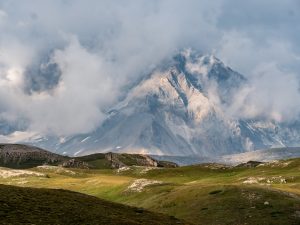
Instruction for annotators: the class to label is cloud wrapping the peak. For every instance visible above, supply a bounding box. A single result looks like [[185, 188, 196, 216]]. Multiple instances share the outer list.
[[227, 63, 300, 122], [0, 0, 299, 137]]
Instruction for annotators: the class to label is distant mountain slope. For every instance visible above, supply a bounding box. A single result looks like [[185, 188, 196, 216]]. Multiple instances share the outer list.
[[0, 184, 185, 225], [0, 144, 177, 169], [152, 147, 300, 166], [220, 147, 300, 165]]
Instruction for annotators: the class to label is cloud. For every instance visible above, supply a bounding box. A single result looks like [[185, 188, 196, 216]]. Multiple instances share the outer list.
[[216, 31, 300, 75], [0, 0, 299, 137], [0, 0, 223, 136], [26, 36, 117, 135], [227, 63, 300, 122], [215, 31, 300, 123]]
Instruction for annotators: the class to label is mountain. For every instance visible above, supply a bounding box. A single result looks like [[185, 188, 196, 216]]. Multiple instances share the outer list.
[[25, 49, 300, 157], [0, 144, 177, 169]]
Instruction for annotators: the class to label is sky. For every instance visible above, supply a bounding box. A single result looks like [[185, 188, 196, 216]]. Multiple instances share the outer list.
[[0, 0, 299, 139]]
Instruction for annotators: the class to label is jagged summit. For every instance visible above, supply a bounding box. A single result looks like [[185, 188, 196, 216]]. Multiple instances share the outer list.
[[115, 49, 244, 113]]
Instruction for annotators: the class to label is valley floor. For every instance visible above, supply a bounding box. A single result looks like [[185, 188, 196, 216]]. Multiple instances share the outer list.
[[0, 158, 300, 225]]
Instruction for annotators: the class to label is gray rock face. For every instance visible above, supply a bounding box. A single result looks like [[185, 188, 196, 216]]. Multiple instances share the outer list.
[[28, 50, 300, 157]]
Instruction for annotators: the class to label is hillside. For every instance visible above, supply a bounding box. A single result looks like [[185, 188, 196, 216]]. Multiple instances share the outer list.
[[0, 144, 177, 169], [0, 144, 66, 169], [76, 152, 177, 169], [0, 184, 186, 225]]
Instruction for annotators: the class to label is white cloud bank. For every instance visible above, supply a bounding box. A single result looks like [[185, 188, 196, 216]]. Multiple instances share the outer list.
[[0, 0, 299, 137]]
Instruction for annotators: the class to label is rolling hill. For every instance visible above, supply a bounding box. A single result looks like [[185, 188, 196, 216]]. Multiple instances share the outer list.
[[0, 144, 177, 169], [0, 184, 186, 225]]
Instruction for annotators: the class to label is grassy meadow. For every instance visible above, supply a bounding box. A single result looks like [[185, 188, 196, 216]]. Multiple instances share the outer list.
[[0, 158, 300, 224]]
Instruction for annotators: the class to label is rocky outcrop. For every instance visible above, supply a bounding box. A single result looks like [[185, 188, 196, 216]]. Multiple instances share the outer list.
[[104, 152, 177, 169], [157, 160, 178, 168], [60, 159, 90, 169], [236, 161, 264, 168], [105, 152, 127, 168]]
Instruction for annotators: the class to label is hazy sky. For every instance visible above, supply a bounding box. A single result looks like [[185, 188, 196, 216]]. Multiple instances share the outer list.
[[0, 0, 299, 138]]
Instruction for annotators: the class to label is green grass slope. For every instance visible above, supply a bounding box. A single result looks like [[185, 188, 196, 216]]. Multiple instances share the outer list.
[[119, 183, 300, 225], [0, 184, 187, 225], [0, 158, 299, 224]]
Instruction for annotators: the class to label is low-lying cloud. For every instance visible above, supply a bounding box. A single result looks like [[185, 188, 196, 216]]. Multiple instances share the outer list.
[[0, 0, 299, 138]]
